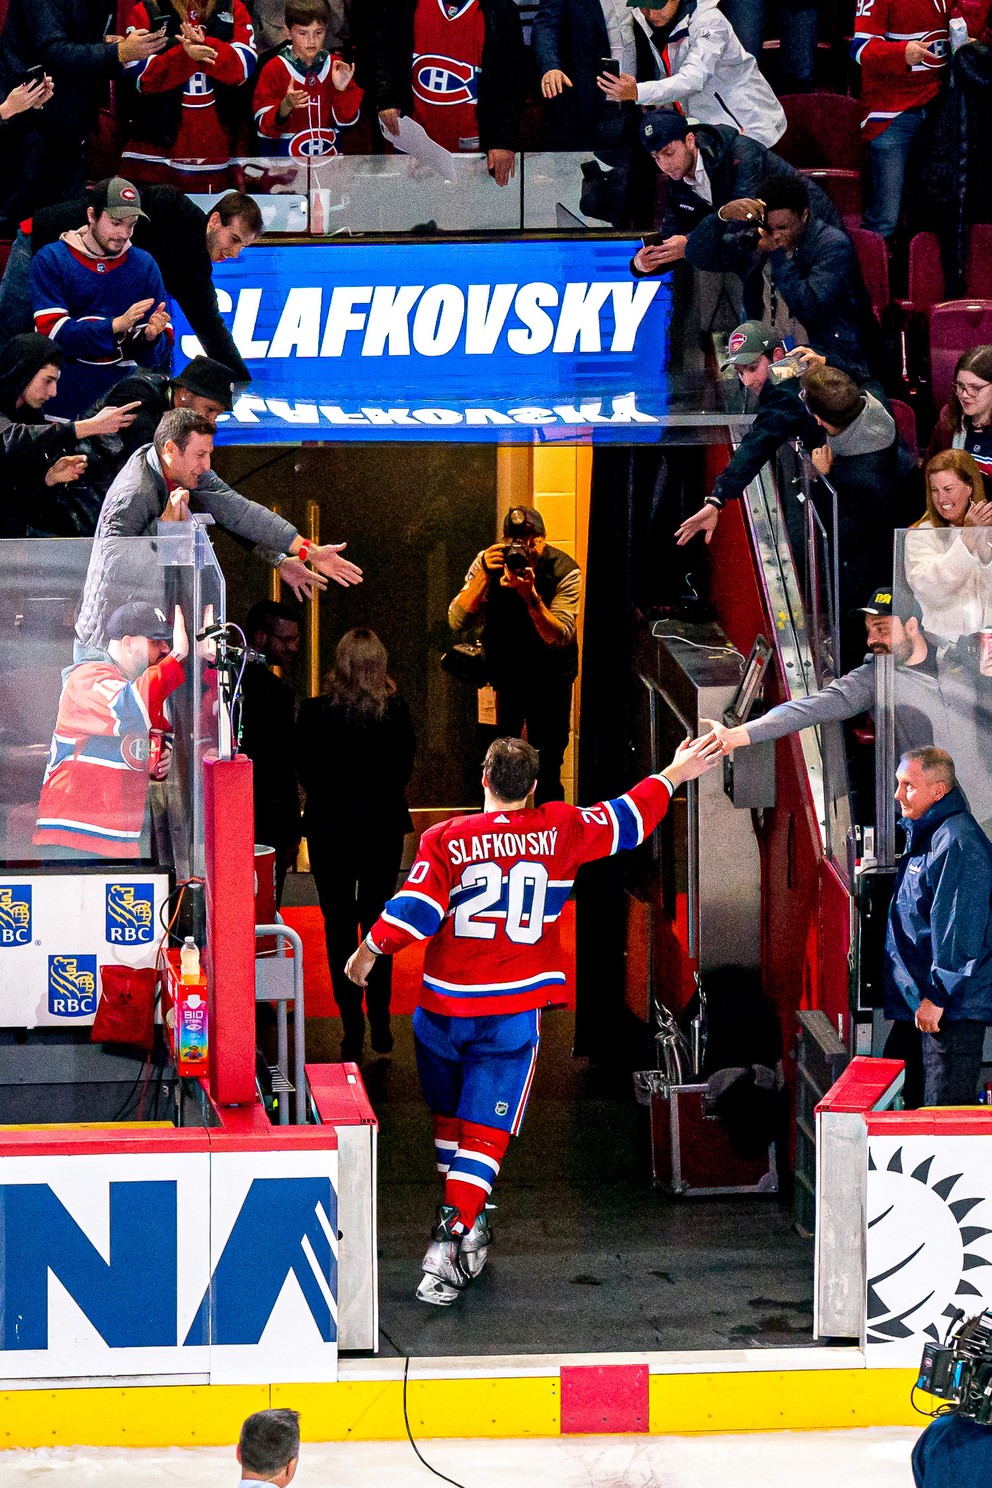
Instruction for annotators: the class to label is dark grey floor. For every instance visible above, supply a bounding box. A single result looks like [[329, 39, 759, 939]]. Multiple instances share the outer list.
[[306, 1007, 815, 1360]]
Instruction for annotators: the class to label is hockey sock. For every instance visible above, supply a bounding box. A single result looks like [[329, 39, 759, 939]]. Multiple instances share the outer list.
[[444, 1121, 511, 1233], [432, 1115, 460, 1178]]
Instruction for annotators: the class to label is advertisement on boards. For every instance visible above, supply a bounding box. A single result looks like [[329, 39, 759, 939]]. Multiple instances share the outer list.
[[173, 238, 675, 444]]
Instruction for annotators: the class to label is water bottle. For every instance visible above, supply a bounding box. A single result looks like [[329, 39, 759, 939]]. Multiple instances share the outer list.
[[949, 14, 968, 50], [180, 936, 201, 984]]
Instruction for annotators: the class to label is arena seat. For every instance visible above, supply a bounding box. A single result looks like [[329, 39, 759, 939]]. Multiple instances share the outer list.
[[927, 299, 992, 409], [802, 167, 862, 221], [849, 227, 889, 318], [778, 93, 863, 170], [965, 224, 992, 298], [889, 397, 919, 459]]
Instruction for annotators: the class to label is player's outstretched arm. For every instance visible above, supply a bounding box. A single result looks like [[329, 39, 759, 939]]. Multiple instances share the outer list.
[[661, 732, 723, 788]]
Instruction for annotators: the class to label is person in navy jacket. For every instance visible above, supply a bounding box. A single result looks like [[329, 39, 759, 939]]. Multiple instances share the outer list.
[[913, 1410, 992, 1487], [883, 746, 992, 1108]]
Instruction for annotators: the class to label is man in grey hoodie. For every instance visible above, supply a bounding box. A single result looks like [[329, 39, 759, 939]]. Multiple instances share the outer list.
[[800, 364, 921, 666]]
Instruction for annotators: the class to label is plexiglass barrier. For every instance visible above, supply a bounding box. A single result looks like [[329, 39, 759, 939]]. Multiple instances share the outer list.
[[181, 152, 618, 234], [886, 526, 992, 853], [0, 528, 226, 879]]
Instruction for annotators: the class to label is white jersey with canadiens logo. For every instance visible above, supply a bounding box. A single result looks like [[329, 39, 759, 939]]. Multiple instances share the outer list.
[[368, 773, 675, 1017]]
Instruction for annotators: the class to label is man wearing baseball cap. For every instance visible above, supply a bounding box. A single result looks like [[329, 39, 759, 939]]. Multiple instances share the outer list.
[[449, 506, 582, 804], [76, 355, 239, 500], [631, 111, 844, 280], [27, 177, 173, 418], [697, 584, 992, 834], [675, 320, 824, 547], [34, 602, 188, 860]]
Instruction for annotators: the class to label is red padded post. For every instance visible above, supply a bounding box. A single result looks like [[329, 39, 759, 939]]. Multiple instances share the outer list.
[[204, 755, 257, 1106]]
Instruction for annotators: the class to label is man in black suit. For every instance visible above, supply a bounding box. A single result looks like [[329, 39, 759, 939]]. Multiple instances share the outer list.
[[239, 600, 303, 907]]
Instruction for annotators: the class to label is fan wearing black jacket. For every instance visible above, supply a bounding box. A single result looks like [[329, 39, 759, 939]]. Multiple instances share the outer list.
[[372, 0, 525, 187], [0, 333, 141, 537], [631, 114, 844, 278], [675, 321, 825, 547], [0, 187, 260, 382]]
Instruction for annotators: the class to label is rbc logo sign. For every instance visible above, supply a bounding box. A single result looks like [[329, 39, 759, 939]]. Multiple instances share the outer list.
[[106, 883, 154, 944], [48, 955, 97, 1017], [412, 54, 479, 106], [0, 885, 31, 947]]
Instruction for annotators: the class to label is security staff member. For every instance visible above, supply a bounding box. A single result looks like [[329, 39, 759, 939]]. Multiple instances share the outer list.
[[448, 507, 581, 804]]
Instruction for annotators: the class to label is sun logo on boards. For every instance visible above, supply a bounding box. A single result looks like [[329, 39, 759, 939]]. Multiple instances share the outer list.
[[866, 1143, 992, 1347]]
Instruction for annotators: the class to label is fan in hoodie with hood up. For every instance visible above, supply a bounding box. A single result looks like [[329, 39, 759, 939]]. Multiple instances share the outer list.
[[0, 333, 140, 538], [597, 0, 786, 147]]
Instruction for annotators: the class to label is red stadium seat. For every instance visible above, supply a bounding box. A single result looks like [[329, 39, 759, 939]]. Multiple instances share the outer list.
[[906, 231, 945, 311], [778, 93, 863, 170], [802, 168, 862, 222], [965, 224, 992, 299], [889, 397, 919, 460], [849, 227, 890, 318], [927, 300, 992, 410]]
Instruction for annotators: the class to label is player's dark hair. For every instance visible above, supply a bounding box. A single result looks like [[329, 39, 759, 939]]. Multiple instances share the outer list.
[[759, 174, 810, 218], [484, 737, 539, 803], [154, 407, 214, 459], [245, 599, 302, 640], [286, 0, 331, 26], [211, 190, 264, 237], [239, 1409, 300, 1477]]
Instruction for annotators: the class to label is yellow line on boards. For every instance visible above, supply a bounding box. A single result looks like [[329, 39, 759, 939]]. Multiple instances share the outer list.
[[0, 1371, 931, 1448]]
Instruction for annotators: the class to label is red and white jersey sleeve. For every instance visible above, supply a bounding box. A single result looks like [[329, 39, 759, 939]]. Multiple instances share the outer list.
[[368, 774, 674, 1017], [852, 0, 950, 136]]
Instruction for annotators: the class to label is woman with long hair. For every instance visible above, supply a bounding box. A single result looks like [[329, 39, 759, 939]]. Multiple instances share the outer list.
[[297, 628, 415, 1061], [120, 0, 257, 188], [926, 346, 992, 498], [905, 449, 992, 647]]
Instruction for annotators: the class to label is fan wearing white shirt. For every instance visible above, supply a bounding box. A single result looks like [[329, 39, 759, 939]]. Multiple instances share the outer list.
[[597, 0, 786, 146]]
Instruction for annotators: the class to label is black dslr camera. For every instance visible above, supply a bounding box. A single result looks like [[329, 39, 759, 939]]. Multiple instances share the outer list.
[[917, 1310, 992, 1423], [503, 539, 531, 574]]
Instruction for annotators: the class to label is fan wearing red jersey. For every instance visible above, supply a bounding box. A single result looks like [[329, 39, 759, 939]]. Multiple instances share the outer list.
[[346, 730, 721, 1304], [851, 0, 963, 238], [34, 602, 187, 860], [254, 0, 363, 160]]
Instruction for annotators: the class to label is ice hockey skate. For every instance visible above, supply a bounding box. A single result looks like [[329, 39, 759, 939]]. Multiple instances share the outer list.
[[416, 1204, 471, 1306], [459, 1204, 494, 1279]]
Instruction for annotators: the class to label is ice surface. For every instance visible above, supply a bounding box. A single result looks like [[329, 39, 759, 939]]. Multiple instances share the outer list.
[[0, 1427, 921, 1487]]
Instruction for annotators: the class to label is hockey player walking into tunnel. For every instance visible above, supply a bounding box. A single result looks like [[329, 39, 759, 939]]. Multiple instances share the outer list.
[[345, 730, 722, 1305]]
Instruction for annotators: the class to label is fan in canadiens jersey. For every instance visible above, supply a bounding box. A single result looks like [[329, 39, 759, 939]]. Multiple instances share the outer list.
[[253, 0, 363, 160], [346, 729, 722, 1305], [33, 602, 187, 861]]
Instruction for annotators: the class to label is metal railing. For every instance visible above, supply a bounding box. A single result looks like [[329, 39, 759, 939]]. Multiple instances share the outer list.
[[255, 923, 307, 1125]]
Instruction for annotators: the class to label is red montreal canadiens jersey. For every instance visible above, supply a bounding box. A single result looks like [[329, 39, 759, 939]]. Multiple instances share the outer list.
[[122, 2, 256, 170], [852, 0, 950, 137], [34, 655, 184, 858], [253, 49, 362, 158], [411, 0, 485, 154], [369, 774, 675, 1017]]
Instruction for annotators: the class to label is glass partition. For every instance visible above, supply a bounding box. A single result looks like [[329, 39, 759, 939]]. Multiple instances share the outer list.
[[180, 152, 642, 234], [0, 530, 226, 877], [887, 526, 992, 850]]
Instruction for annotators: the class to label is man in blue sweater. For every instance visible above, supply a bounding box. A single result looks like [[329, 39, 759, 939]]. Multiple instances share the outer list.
[[884, 746, 992, 1108], [913, 1410, 992, 1486], [28, 177, 172, 419]]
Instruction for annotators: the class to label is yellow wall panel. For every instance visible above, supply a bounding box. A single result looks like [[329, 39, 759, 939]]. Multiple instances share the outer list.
[[650, 1370, 922, 1435], [0, 1385, 269, 1449]]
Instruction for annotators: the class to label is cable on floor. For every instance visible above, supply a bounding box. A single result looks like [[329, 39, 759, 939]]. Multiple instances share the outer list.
[[379, 1326, 470, 1488]]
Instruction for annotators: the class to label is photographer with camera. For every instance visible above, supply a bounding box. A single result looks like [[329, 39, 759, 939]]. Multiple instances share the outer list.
[[448, 507, 581, 804], [913, 1313, 992, 1486]]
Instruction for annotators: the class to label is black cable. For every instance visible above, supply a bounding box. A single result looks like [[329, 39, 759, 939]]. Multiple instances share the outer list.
[[108, 1056, 150, 1122], [378, 1327, 470, 1488]]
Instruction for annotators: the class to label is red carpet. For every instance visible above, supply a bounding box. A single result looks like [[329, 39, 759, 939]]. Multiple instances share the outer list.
[[281, 901, 577, 1018]]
